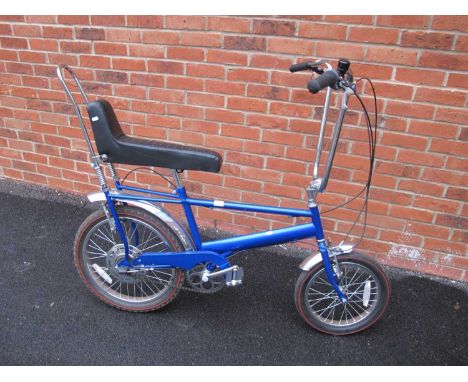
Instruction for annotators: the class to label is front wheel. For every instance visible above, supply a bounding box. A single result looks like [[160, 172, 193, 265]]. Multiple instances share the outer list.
[[294, 253, 390, 335]]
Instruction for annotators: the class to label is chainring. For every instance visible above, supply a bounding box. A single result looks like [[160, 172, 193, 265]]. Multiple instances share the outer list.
[[185, 262, 225, 294]]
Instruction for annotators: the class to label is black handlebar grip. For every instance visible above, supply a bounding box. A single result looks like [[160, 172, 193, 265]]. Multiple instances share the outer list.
[[290, 61, 311, 73], [307, 70, 339, 94]]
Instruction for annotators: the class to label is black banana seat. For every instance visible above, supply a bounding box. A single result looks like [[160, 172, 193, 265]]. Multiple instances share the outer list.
[[86, 99, 222, 173]]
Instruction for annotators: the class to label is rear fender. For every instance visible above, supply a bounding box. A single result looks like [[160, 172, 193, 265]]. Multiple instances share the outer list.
[[87, 191, 195, 251]]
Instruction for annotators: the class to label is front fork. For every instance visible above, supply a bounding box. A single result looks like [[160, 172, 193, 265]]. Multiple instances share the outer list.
[[308, 180, 348, 303]]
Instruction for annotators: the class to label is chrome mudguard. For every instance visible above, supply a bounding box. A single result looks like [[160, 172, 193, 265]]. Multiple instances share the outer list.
[[87, 191, 195, 251], [299, 244, 354, 271]]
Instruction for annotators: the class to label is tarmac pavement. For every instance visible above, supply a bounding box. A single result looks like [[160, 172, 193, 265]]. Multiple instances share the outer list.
[[0, 179, 467, 365]]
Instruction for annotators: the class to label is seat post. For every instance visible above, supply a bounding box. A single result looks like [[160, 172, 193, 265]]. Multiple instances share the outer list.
[[171, 169, 183, 189]]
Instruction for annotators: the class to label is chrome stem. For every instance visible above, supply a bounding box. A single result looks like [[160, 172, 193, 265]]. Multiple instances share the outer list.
[[318, 86, 354, 193]]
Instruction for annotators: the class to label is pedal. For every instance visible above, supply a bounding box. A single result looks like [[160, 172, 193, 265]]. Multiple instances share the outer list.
[[201, 265, 244, 287], [225, 266, 244, 287]]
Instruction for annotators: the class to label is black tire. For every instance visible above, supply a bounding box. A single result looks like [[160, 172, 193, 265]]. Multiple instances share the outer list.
[[294, 253, 390, 335], [74, 205, 185, 312]]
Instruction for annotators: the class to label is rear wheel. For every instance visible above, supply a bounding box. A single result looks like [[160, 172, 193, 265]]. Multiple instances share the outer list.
[[294, 253, 390, 335], [74, 205, 185, 312]]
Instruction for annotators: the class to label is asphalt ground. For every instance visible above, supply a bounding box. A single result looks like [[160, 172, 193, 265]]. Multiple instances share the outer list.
[[0, 179, 467, 365]]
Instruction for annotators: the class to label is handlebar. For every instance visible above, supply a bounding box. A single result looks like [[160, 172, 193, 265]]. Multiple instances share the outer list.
[[290, 58, 355, 193], [307, 70, 339, 94], [290, 61, 315, 73]]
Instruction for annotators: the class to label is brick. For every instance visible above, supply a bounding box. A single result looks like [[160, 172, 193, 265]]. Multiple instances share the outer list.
[[419, 51, 468, 71], [207, 17, 250, 33], [455, 35, 468, 52], [142, 30, 180, 45], [247, 114, 288, 130], [181, 32, 222, 48], [12, 24, 41, 37], [167, 104, 203, 119], [316, 41, 365, 60], [220, 124, 259, 141], [42, 26, 73, 39], [445, 187, 468, 202], [446, 157, 468, 172], [0, 23, 12, 35], [377, 15, 430, 28], [324, 15, 373, 24], [432, 16, 468, 32], [94, 42, 127, 56], [366, 46, 418, 65], [148, 88, 184, 104], [348, 26, 399, 44], [1, 37, 27, 49], [187, 93, 224, 107], [435, 107, 468, 125], [299, 23, 347, 40], [205, 108, 244, 124], [385, 100, 435, 120], [127, 16, 164, 29], [381, 132, 428, 150], [447, 73, 468, 89], [112, 58, 146, 71], [167, 46, 205, 61], [390, 205, 434, 223], [227, 68, 268, 84], [395, 67, 445, 86], [129, 44, 164, 59], [413, 195, 461, 214], [249, 53, 293, 70], [91, 16, 126, 26], [58, 15, 90, 25], [415, 88, 466, 107], [96, 70, 128, 84], [165, 16, 206, 30], [167, 76, 203, 91], [224, 36, 266, 51], [75, 27, 105, 41], [268, 38, 315, 55], [107, 28, 141, 43], [397, 149, 445, 168], [430, 138, 468, 157], [401, 31, 454, 50], [227, 96, 267, 113], [206, 80, 245, 96], [408, 120, 459, 139], [253, 19, 296, 36], [247, 84, 289, 101], [186, 63, 224, 79], [207, 50, 247, 67], [241, 167, 281, 183], [368, 82, 414, 100], [226, 152, 264, 168], [79, 55, 111, 69], [244, 141, 284, 157]]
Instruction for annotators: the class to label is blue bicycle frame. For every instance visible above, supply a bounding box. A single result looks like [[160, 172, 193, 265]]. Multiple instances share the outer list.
[[57, 62, 353, 302]]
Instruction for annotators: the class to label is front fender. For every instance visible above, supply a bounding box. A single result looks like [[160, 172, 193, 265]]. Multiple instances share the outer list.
[[87, 191, 195, 251], [299, 244, 354, 271]]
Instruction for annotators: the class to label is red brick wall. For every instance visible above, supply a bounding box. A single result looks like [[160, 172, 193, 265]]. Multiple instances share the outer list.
[[0, 15, 467, 281]]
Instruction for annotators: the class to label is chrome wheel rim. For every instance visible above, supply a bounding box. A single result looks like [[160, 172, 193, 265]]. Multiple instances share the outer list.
[[82, 216, 177, 303], [305, 262, 381, 327]]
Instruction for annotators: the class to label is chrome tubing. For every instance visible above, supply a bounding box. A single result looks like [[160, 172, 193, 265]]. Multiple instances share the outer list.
[[319, 86, 354, 192], [313, 86, 332, 179], [56, 65, 96, 159]]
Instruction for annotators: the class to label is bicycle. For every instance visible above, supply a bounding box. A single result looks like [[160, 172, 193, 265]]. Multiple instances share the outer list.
[[57, 57, 390, 335]]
